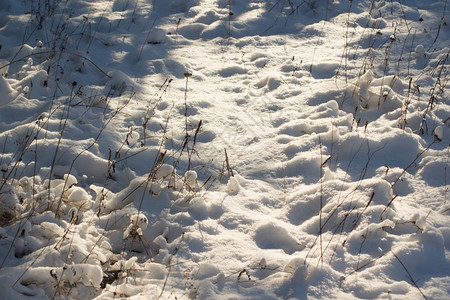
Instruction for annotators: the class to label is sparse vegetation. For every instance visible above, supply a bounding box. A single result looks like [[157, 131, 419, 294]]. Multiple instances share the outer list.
[[0, 0, 448, 299]]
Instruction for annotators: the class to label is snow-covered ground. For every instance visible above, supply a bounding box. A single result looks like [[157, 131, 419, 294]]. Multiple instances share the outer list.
[[0, 0, 448, 299]]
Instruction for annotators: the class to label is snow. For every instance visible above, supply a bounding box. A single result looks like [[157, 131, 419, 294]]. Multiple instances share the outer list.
[[0, 75, 15, 106], [0, 0, 449, 299], [435, 125, 444, 141]]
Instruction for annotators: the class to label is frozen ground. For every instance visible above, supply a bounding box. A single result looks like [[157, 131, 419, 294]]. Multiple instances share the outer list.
[[0, 0, 449, 299]]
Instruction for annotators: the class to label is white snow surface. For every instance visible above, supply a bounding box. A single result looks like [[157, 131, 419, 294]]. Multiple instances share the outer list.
[[0, 0, 449, 299]]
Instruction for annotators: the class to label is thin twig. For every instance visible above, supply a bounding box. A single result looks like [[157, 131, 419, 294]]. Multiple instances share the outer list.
[[391, 250, 428, 300]]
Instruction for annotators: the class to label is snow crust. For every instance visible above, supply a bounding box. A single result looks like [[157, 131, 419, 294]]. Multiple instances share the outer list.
[[0, 0, 448, 299]]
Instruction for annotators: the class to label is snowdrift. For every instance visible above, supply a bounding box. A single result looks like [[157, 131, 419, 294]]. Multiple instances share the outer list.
[[0, 0, 448, 299]]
